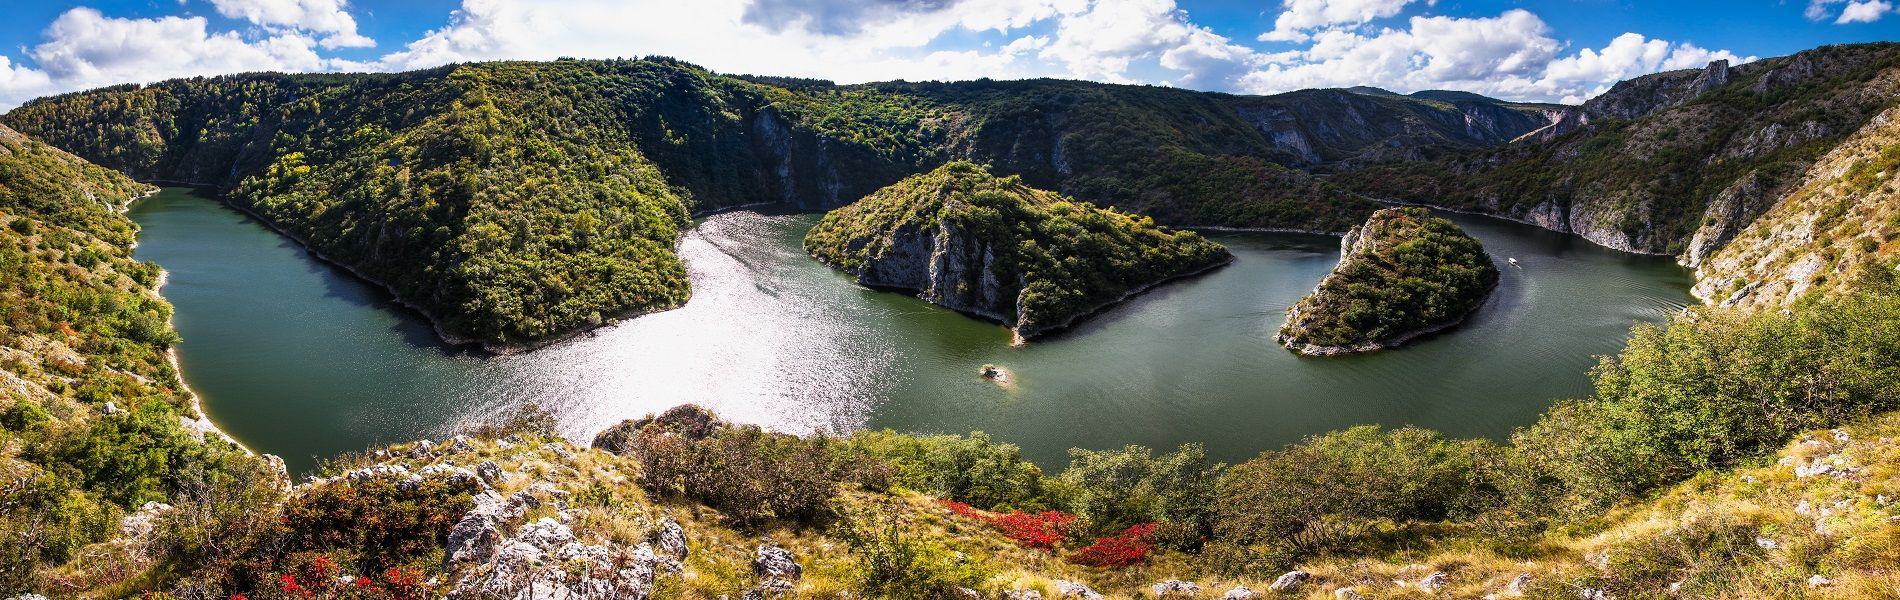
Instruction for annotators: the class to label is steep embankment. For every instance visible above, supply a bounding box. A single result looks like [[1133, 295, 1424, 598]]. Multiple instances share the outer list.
[[1693, 105, 1900, 307], [0, 123, 274, 592], [1341, 43, 1900, 263], [1277, 208, 1499, 355], [805, 162, 1231, 341], [4, 62, 1562, 351]]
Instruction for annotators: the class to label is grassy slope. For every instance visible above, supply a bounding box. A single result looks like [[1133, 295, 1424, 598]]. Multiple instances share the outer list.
[[805, 162, 1230, 336], [1277, 207, 1499, 350]]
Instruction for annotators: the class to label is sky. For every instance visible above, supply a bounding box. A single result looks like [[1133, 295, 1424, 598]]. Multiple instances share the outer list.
[[0, 0, 1895, 111]]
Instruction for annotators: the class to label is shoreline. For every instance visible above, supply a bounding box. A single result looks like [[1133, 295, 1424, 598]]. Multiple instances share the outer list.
[[1014, 253, 1238, 344], [125, 185, 253, 454]]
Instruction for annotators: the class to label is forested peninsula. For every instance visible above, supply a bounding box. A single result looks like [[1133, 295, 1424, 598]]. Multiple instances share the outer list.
[[805, 162, 1231, 341]]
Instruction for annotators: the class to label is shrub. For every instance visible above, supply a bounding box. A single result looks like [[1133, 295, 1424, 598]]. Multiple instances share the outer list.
[[621, 406, 889, 527], [1067, 523, 1157, 568], [1056, 443, 1221, 547], [278, 473, 476, 574], [838, 501, 992, 598], [1514, 287, 1900, 512], [848, 430, 1057, 511], [1210, 426, 1502, 570], [938, 500, 1079, 550]]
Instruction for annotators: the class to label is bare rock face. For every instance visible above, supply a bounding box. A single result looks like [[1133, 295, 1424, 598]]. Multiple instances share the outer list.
[[1054, 580, 1105, 599], [450, 517, 670, 600], [1151, 580, 1202, 597], [753, 545, 802, 581], [594, 404, 726, 453]]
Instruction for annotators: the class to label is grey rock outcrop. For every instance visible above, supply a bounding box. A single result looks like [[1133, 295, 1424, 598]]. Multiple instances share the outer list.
[[1054, 580, 1105, 599], [449, 517, 669, 600], [1269, 570, 1311, 592], [1151, 580, 1201, 597], [753, 545, 802, 581], [1221, 586, 1260, 600]]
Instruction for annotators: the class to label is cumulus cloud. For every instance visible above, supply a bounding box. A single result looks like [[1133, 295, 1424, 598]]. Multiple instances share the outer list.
[[1239, 11, 1751, 104], [1, 8, 334, 109], [1836, 0, 1894, 23], [209, 0, 375, 48], [1259, 0, 1424, 42]]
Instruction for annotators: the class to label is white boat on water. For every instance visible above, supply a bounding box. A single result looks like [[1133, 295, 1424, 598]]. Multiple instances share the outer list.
[[1508, 257, 1520, 267]]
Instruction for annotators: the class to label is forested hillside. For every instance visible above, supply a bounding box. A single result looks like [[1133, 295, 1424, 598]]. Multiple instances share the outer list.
[[2, 58, 1557, 350], [1277, 208, 1498, 355], [0, 124, 272, 592]]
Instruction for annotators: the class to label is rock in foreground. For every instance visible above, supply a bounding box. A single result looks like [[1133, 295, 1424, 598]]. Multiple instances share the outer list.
[[806, 162, 1232, 341], [1278, 207, 1498, 355]]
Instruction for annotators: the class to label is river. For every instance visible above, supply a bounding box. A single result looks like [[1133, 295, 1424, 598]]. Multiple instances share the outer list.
[[128, 188, 1695, 474]]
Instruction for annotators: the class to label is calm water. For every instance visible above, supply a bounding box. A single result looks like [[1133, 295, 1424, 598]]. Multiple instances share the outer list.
[[129, 188, 1695, 474]]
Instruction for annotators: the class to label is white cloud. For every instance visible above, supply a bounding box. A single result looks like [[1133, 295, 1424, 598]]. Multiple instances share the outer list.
[[1836, 0, 1894, 23], [1259, 0, 1424, 43], [1238, 11, 1751, 104], [0, 8, 336, 109], [0, 0, 1759, 111], [209, 0, 375, 48]]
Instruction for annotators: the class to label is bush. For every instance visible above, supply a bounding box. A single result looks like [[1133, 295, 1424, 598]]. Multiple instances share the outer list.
[[838, 501, 992, 598], [620, 406, 888, 527], [848, 430, 1057, 511], [278, 473, 476, 574], [1056, 443, 1221, 547], [1210, 426, 1502, 570], [1514, 287, 1900, 512], [1067, 523, 1157, 568]]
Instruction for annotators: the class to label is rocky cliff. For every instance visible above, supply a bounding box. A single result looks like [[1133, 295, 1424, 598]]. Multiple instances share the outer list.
[[805, 162, 1231, 341], [1277, 208, 1499, 355]]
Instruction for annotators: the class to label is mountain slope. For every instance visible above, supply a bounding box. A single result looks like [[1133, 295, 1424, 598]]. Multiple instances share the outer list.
[[0, 123, 271, 592], [1340, 43, 1900, 262]]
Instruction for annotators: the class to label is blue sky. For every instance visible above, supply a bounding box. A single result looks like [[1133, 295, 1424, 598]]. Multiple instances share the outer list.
[[1, 0, 1895, 110]]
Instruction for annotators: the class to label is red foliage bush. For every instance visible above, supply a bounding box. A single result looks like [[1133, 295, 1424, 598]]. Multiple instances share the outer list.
[[938, 499, 1078, 550], [263, 555, 435, 600], [1067, 523, 1157, 568]]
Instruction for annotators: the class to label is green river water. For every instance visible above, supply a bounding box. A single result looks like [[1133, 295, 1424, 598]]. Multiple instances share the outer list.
[[128, 188, 1695, 474]]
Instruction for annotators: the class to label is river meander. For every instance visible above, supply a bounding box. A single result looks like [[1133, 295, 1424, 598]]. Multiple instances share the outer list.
[[128, 188, 1695, 474]]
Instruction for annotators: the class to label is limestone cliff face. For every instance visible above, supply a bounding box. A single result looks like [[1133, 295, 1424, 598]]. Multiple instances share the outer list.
[[806, 162, 1231, 341]]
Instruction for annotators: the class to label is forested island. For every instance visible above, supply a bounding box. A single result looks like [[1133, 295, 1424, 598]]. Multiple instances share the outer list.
[[1277, 208, 1499, 355], [805, 162, 1231, 340]]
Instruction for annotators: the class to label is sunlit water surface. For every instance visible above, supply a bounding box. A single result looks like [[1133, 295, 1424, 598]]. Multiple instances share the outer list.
[[128, 188, 1695, 474]]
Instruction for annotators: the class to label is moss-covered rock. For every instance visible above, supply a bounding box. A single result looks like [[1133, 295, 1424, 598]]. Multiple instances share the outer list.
[[805, 162, 1232, 341], [1277, 208, 1498, 355]]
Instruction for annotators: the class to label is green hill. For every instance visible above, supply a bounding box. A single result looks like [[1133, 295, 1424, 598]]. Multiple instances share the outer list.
[[1276, 207, 1499, 355]]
